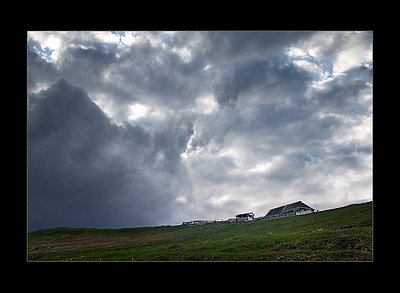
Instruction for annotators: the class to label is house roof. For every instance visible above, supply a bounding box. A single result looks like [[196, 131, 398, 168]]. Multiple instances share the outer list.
[[265, 201, 314, 217]]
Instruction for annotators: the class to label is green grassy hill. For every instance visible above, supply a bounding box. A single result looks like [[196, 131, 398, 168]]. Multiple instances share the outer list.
[[28, 201, 372, 261]]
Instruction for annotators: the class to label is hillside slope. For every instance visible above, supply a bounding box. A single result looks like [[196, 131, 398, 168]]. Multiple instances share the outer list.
[[28, 201, 373, 261]]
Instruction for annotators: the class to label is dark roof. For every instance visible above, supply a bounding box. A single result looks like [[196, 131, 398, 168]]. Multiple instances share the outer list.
[[236, 212, 255, 218], [265, 201, 314, 217]]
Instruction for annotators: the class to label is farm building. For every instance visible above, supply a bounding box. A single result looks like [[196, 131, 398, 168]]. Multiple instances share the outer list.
[[182, 220, 215, 226], [235, 212, 255, 222], [265, 201, 314, 219], [182, 219, 225, 226]]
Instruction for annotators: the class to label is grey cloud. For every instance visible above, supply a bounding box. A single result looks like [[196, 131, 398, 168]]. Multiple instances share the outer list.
[[28, 31, 316, 117], [27, 31, 372, 230], [313, 31, 372, 63], [28, 78, 190, 231], [58, 38, 208, 119], [212, 57, 312, 110], [59, 45, 118, 84], [173, 31, 316, 65], [313, 76, 371, 114], [204, 62, 331, 154], [27, 51, 60, 93], [148, 114, 194, 175], [187, 154, 237, 185], [263, 155, 309, 183]]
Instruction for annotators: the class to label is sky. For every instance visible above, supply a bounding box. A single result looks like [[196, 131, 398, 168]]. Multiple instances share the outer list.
[[27, 31, 373, 232]]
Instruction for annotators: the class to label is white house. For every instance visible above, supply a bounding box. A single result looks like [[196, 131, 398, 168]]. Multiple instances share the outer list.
[[265, 201, 314, 219], [235, 212, 255, 222]]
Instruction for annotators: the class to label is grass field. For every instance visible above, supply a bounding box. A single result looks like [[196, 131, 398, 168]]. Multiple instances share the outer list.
[[27, 201, 373, 261]]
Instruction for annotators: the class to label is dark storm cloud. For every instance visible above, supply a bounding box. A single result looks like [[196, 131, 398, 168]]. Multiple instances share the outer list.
[[312, 75, 371, 113], [27, 31, 372, 229], [59, 44, 118, 85], [147, 114, 194, 175], [30, 31, 317, 118], [203, 59, 329, 153], [211, 55, 314, 111], [171, 31, 315, 65], [38, 37, 208, 122], [27, 50, 60, 93], [28, 78, 191, 231], [184, 61, 371, 213]]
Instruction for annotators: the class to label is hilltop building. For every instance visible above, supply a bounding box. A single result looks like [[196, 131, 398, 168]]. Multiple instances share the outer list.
[[181, 201, 314, 226], [182, 220, 218, 225], [265, 201, 314, 219], [235, 212, 255, 222]]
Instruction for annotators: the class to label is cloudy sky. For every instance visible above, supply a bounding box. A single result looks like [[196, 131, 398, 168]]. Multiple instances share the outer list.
[[27, 31, 372, 232]]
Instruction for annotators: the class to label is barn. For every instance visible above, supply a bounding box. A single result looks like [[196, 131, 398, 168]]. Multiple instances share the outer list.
[[265, 201, 314, 219], [235, 212, 255, 222]]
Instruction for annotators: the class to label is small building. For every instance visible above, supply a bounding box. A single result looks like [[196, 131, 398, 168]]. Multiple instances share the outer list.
[[235, 212, 255, 222], [265, 201, 314, 219], [182, 220, 215, 226]]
